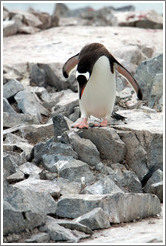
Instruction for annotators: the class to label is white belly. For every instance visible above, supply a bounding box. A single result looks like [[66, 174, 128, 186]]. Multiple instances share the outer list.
[[79, 56, 116, 119]]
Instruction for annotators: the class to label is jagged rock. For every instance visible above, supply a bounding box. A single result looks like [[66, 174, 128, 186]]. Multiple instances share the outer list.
[[31, 138, 78, 164], [14, 90, 49, 122], [10, 9, 42, 27], [30, 11, 52, 30], [41, 154, 73, 173], [109, 163, 142, 193], [29, 63, 46, 87], [39, 216, 77, 242], [81, 176, 123, 195], [13, 178, 61, 199], [7, 170, 25, 184], [3, 200, 46, 235], [78, 127, 126, 163], [3, 112, 39, 128], [143, 169, 163, 193], [52, 114, 69, 140], [3, 79, 24, 99], [67, 131, 101, 166], [3, 98, 16, 113], [52, 89, 79, 117], [3, 152, 18, 178], [134, 54, 163, 111], [74, 207, 110, 230], [118, 131, 148, 180], [25, 232, 50, 243], [3, 20, 18, 37], [56, 193, 161, 223], [15, 162, 42, 179]]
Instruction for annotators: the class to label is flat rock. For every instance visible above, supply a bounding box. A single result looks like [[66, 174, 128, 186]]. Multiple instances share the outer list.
[[4, 185, 57, 215], [13, 179, 61, 199], [78, 127, 126, 163], [74, 207, 110, 230], [3, 79, 24, 99], [56, 193, 161, 223], [3, 20, 18, 37]]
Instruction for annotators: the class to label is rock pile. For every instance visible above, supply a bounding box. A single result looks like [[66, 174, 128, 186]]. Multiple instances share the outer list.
[[3, 3, 163, 244], [3, 3, 163, 37]]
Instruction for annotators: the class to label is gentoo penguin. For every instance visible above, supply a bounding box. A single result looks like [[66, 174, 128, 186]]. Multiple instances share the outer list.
[[63, 43, 142, 128]]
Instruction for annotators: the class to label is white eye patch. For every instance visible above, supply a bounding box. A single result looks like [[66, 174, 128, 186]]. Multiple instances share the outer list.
[[76, 71, 90, 81]]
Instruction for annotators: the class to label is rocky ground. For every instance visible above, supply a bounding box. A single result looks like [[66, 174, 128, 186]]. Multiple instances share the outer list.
[[3, 3, 163, 244]]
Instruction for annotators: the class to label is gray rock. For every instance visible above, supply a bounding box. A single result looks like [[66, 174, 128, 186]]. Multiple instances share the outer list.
[[116, 10, 163, 29], [150, 181, 163, 202], [56, 177, 81, 195], [32, 138, 78, 164], [41, 154, 73, 173], [82, 176, 123, 195], [18, 162, 42, 177], [4, 185, 57, 215], [55, 219, 93, 235], [143, 169, 163, 193], [7, 171, 25, 184], [109, 163, 143, 193], [18, 121, 54, 145], [29, 63, 46, 87], [119, 131, 148, 180], [3, 98, 16, 113], [59, 159, 95, 183], [39, 217, 77, 242], [25, 232, 50, 243], [14, 91, 49, 122], [134, 54, 163, 111], [56, 193, 161, 223], [52, 89, 79, 117], [14, 178, 61, 199], [52, 114, 69, 140], [78, 127, 126, 163], [68, 131, 101, 166], [3, 79, 24, 99], [74, 207, 110, 230], [3, 112, 39, 128], [3, 200, 46, 235], [10, 9, 42, 27], [3, 152, 18, 179], [3, 20, 18, 37]]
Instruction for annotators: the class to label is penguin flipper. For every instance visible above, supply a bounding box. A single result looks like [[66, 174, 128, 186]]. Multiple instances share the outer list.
[[62, 53, 79, 78], [116, 63, 143, 100]]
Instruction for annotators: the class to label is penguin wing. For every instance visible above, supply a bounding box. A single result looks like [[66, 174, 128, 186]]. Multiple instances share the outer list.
[[62, 53, 79, 78], [115, 63, 143, 100]]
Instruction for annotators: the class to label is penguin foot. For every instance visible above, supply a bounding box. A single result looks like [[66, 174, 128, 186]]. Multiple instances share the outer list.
[[94, 119, 108, 127], [73, 118, 89, 129]]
